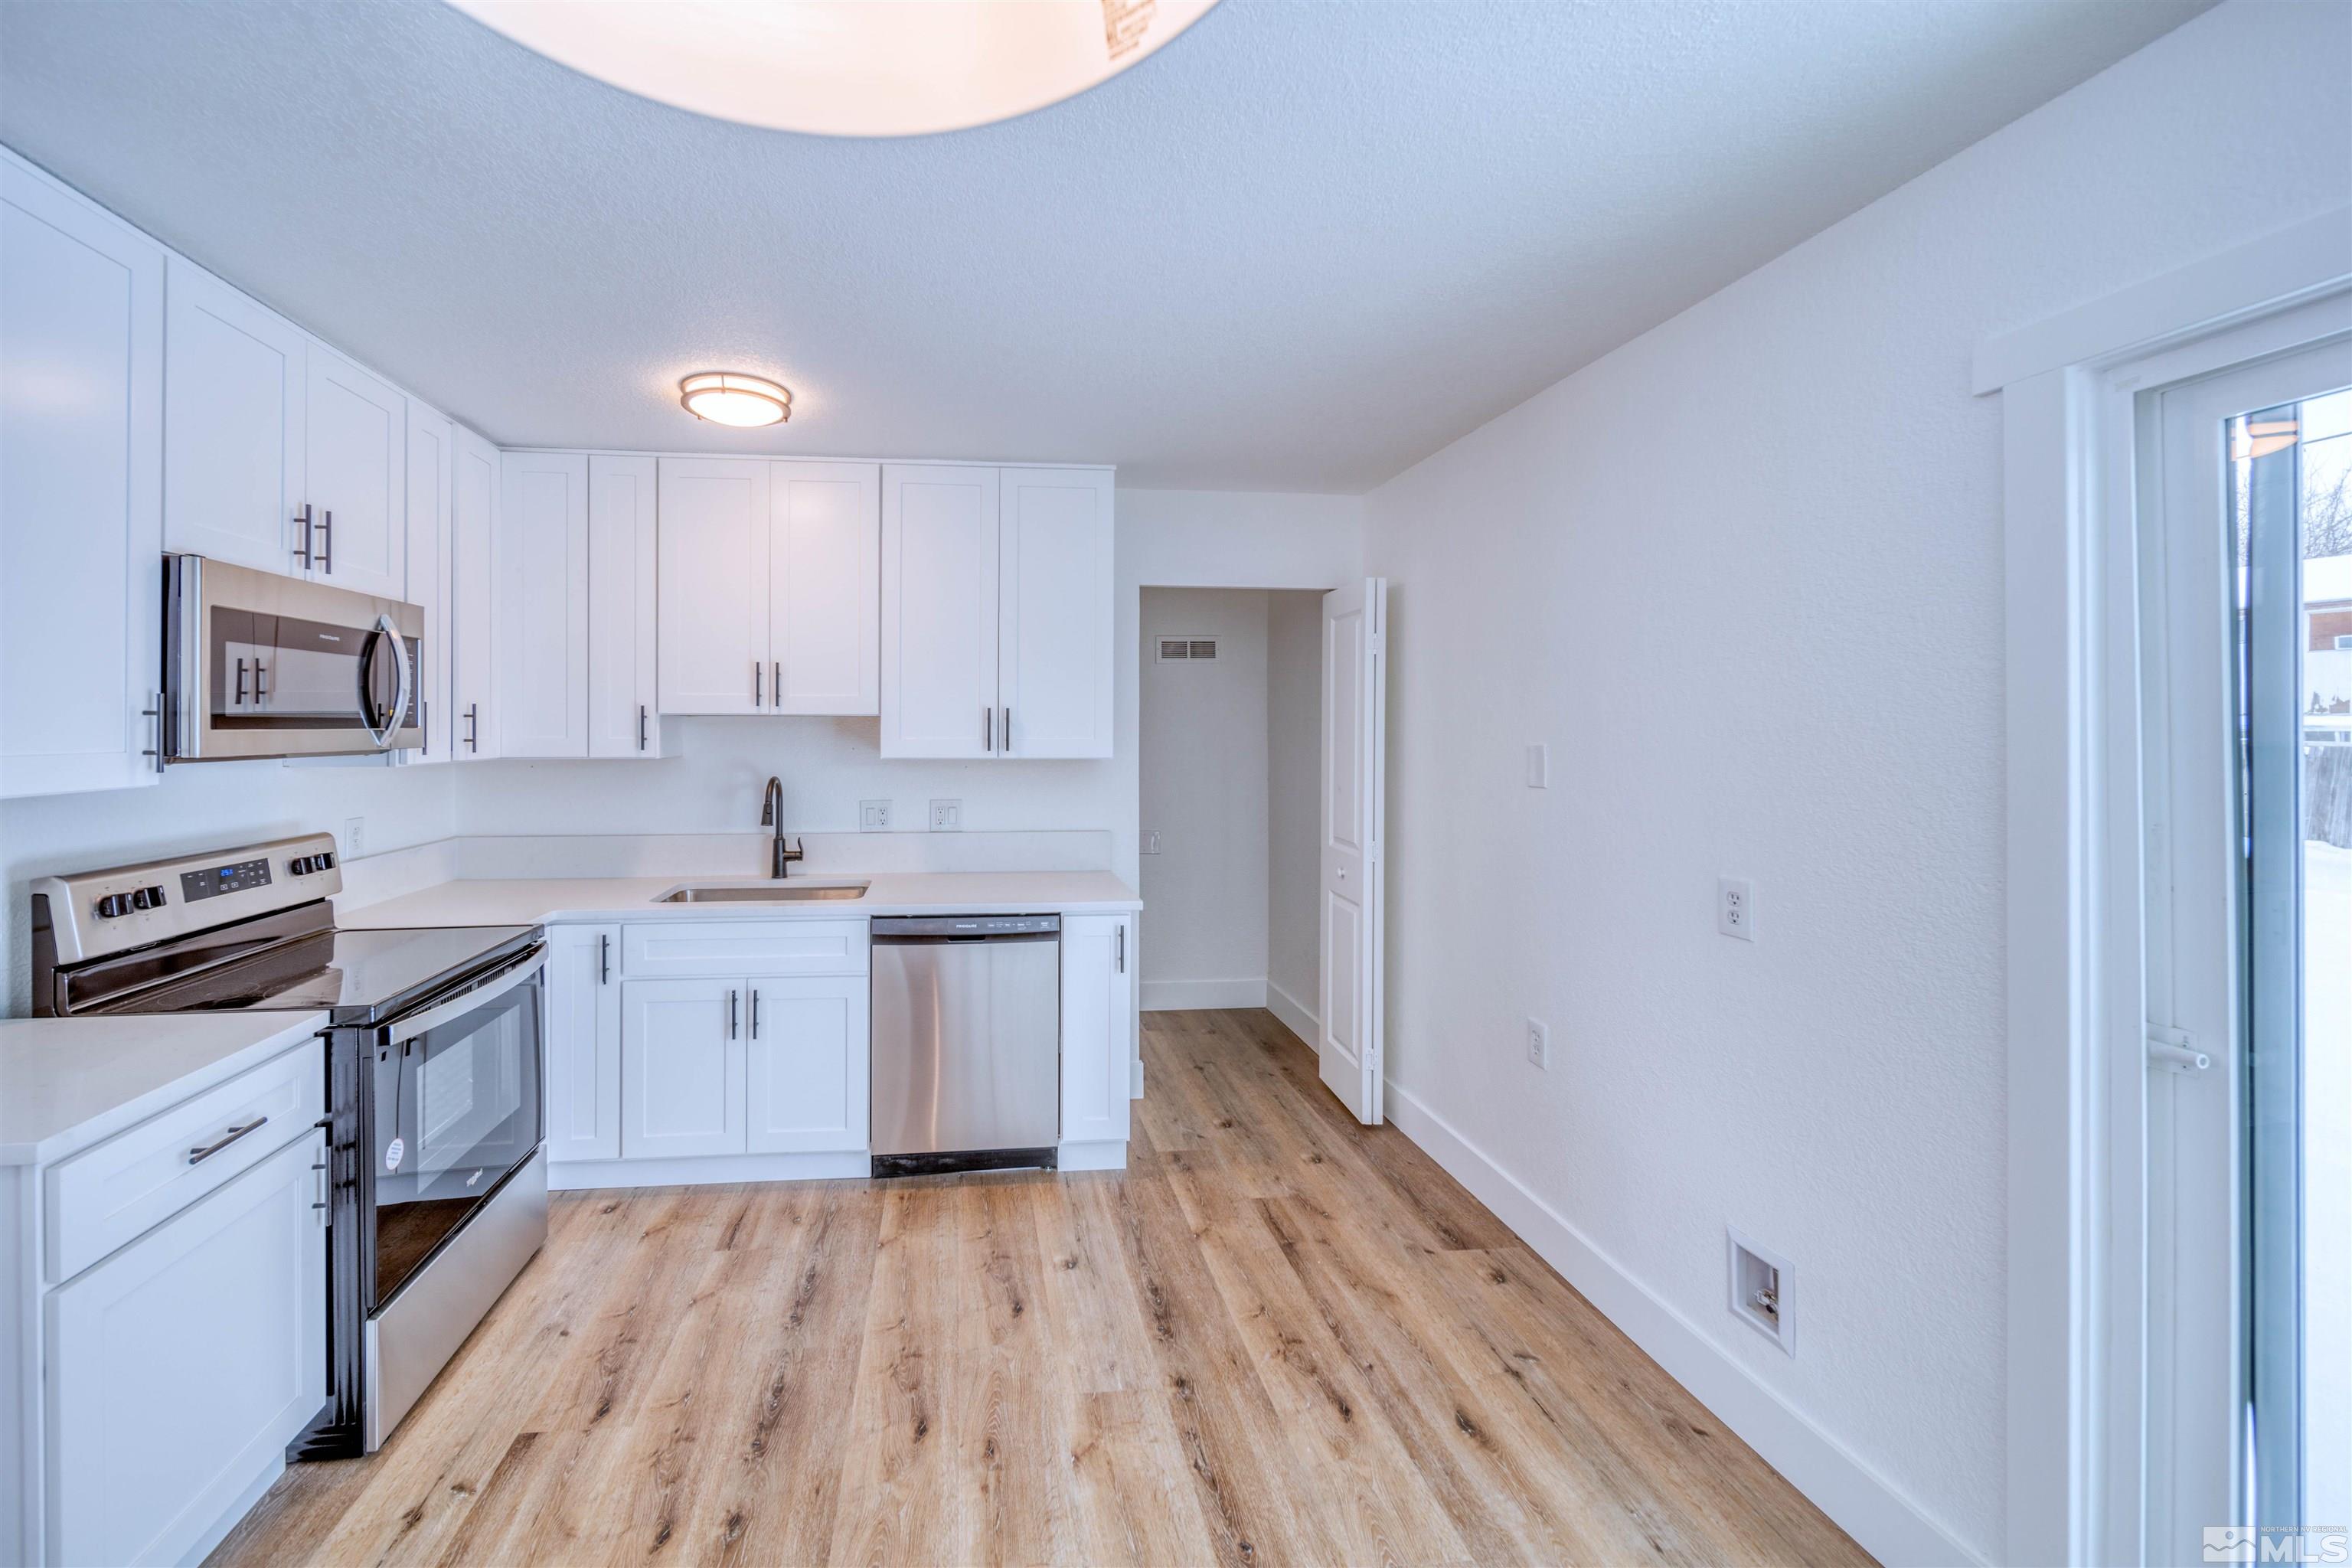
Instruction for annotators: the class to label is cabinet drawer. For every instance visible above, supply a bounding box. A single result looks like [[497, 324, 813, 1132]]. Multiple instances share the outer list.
[[622, 919, 869, 978], [46, 1037, 322, 1283]]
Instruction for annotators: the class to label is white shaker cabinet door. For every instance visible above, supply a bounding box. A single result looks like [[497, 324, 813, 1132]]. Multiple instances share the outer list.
[[546, 924, 622, 1162], [769, 460, 880, 715], [496, 451, 590, 757], [45, 1130, 326, 1568], [879, 464, 998, 757], [403, 400, 455, 763], [449, 425, 501, 760], [1060, 914, 1134, 1147], [1, 155, 165, 799], [657, 458, 770, 715], [621, 978, 747, 1159], [745, 975, 870, 1154], [997, 467, 1114, 759], [587, 455, 660, 756], [303, 344, 406, 598], [161, 253, 306, 575]]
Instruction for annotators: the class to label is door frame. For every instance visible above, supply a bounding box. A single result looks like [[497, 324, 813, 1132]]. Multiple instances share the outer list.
[[1129, 567, 1371, 1100], [1986, 207, 2352, 1565]]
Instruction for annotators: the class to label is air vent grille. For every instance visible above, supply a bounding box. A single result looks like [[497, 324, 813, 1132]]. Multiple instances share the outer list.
[[1156, 636, 1218, 662]]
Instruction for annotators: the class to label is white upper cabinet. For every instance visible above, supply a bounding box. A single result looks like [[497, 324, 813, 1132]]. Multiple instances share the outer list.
[[162, 256, 305, 575], [302, 345, 406, 598], [880, 464, 1000, 757], [998, 467, 1114, 759], [656, 457, 769, 715], [657, 458, 877, 717], [880, 464, 1113, 760], [496, 451, 590, 757], [163, 261, 406, 599], [450, 425, 501, 760], [770, 461, 880, 714], [403, 401, 455, 764], [1, 153, 165, 799], [587, 455, 660, 757]]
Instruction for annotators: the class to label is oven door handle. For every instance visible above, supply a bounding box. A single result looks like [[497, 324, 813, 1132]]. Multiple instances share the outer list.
[[387, 943, 546, 1046]]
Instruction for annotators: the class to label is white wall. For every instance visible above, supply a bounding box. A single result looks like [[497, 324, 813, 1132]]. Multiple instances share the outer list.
[[1138, 589, 1269, 1008], [0, 759, 455, 1014], [1362, 4, 2352, 1563], [1266, 590, 1322, 1034]]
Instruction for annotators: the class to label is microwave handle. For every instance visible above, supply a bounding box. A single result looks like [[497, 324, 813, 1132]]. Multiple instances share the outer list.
[[358, 613, 413, 750]]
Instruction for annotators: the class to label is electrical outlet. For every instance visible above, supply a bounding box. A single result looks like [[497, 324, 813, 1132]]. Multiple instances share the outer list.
[[342, 816, 366, 858], [1717, 877, 1755, 940], [1142, 831, 1163, 854], [929, 799, 962, 831], [1526, 743, 1548, 789], [859, 800, 892, 831], [1727, 1227, 1795, 1355], [1526, 1018, 1548, 1068]]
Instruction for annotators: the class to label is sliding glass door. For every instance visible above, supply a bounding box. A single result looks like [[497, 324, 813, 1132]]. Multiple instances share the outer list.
[[2145, 340, 2351, 1561]]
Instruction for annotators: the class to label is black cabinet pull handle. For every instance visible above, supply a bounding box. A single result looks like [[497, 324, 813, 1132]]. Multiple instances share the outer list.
[[599, 933, 611, 985], [292, 504, 315, 569], [316, 508, 334, 574], [188, 1116, 266, 1165], [728, 988, 737, 1040]]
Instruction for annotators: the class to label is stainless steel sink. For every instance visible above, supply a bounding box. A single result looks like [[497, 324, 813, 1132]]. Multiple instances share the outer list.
[[655, 883, 870, 903]]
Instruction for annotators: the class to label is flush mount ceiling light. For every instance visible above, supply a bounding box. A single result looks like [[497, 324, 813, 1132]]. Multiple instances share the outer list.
[[681, 371, 792, 427], [450, 0, 1221, 139]]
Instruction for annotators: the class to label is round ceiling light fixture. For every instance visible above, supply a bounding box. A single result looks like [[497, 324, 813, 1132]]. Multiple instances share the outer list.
[[681, 371, 792, 427], [451, 0, 1221, 139]]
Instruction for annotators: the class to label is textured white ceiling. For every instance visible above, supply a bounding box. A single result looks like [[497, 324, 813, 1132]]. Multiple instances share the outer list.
[[0, 0, 2207, 491]]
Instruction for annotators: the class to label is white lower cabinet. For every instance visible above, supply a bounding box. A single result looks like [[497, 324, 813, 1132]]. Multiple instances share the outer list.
[[44, 1127, 327, 1567], [621, 978, 746, 1158], [545, 923, 621, 1161], [746, 975, 870, 1154], [1060, 914, 1135, 1147]]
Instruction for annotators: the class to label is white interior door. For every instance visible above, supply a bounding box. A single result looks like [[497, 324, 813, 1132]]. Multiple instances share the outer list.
[[1318, 577, 1387, 1123]]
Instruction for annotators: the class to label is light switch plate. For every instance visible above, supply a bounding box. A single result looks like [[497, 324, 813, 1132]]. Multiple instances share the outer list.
[[1142, 831, 1163, 854], [859, 800, 891, 831], [1526, 1018, 1549, 1068], [929, 799, 962, 831]]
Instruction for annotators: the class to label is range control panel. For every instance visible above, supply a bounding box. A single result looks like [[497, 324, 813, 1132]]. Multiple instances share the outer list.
[[179, 856, 276, 903], [30, 832, 345, 965]]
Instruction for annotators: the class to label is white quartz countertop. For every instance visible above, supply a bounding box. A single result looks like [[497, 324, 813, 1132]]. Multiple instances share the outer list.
[[0, 1011, 328, 1167], [338, 870, 1142, 929]]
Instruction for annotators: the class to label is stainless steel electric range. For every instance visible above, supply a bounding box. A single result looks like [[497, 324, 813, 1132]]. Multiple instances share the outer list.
[[31, 834, 547, 1458]]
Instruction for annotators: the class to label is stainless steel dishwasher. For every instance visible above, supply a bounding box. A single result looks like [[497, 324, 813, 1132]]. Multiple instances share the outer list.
[[870, 915, 1060, 1175]]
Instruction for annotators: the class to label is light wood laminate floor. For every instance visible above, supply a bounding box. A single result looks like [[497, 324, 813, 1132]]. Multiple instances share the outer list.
[[211, 1008, 1870, 1567]]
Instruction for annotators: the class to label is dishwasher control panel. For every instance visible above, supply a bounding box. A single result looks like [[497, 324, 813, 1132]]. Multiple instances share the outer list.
[[871, 914, 1061, 939]]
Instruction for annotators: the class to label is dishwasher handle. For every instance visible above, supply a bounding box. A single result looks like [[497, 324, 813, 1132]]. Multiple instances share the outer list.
[[871, 914, 1061, 941]]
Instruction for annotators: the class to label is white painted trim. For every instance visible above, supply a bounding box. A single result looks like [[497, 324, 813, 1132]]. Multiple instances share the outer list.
[[1138, 977, 1266, 1011], [177, 1454, 283, 1568], [500, 445, 1112, 475], [1265, 978, 1318, 1046], [1973, 206, 2352, 393], [548, 1150, 869, 1189], [1990, 218, 2352, 1563], [1056, 1140, 1128, 1173], [1382, 1081, 1983, 1568]]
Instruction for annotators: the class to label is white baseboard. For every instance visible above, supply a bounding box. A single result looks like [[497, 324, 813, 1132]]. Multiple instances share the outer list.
[[550, 1150, 869, 1189], [1139, 977, 1267, 1011], [1265, 978, 1318, 1044], [1057, 1140, 1128, 1172], [1382, 1080, 1985, 1568]]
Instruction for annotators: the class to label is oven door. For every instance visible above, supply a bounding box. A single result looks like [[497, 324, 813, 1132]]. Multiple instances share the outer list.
[[166, 554, 423, 761], [367, 945, 544, 1312]]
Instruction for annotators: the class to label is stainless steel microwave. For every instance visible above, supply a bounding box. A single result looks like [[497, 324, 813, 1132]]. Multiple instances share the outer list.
[[163, 555, 423, 762]]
